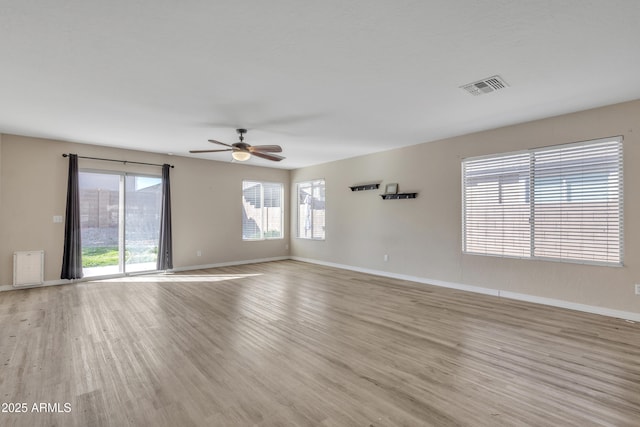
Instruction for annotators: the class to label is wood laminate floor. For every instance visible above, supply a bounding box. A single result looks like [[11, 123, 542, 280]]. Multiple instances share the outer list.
[[0, 260, 638, 426]]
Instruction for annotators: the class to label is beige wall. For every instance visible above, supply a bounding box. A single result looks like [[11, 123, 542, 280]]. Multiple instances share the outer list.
[[290, 100, 640, 314], [0, 135, 290, 285]]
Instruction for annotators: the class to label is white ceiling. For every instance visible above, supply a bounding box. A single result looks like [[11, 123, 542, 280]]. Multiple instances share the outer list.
[[1, 1, 640, 169]]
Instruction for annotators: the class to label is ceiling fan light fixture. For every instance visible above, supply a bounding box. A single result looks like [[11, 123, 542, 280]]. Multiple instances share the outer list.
[[191, 128, 284, 162], [232, 151, 251, 161]]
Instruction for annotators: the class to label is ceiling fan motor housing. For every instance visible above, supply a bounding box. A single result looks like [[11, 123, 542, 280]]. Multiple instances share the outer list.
[[234, 142, 250, 151]]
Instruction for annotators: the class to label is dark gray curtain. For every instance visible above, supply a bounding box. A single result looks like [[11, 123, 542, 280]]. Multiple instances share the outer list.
[[157, 164, 173, 270], [61, 154, 83, 279]]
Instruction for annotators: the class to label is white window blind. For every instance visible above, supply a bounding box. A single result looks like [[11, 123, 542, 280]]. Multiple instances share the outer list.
[[463, 152, 531, 257], [297, 179, 325, 240], [462, 137, 623, 265], [242, 181, 283, 240]]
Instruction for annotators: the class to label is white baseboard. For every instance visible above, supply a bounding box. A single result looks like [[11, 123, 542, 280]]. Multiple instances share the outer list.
[[497, 291, 640, 323], [0, 278, 74, 292], [290, 256, 640, 322], [0, 256, 290, 292]]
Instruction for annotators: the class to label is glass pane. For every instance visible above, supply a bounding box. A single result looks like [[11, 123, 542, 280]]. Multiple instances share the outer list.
[[463, 154, 530, 257], [298, 180, 325, 239], [79, 172, 122, 277], [298, 182, 312, 238], [532, 140, 622, 263], [125, 175, 162, 272], [263, 183, 282, 239], [242, 181, 263, 239], [312, 181, 326, 239]]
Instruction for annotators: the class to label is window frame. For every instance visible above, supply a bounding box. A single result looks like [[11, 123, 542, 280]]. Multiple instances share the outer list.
[[241, 180, 284, 241], [462, 136, 623, 266], [296, 179, 326, 240]]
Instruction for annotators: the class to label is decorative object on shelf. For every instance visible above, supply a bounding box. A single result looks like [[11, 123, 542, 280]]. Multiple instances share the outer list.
[[380, 193, 418, 200], [380, 182, 417, 199], [349, 183, 380, 191], [384, 183, 398, 194]]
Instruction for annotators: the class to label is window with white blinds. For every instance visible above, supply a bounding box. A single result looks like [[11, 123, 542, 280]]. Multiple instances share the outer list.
[[297, 179, 326, 240], [242, 181, 283, 240], [462, 137, 623, 265]]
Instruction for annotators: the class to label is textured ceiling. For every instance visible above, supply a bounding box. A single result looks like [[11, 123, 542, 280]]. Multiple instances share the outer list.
[[1, 0, 640, 169]]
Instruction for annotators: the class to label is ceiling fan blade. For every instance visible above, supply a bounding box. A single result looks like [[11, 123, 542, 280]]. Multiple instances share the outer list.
[[248, 145, 282, 153], [189, 148, 233, 153], [208, 139, 233, 147], [252, 151, 285, 162]]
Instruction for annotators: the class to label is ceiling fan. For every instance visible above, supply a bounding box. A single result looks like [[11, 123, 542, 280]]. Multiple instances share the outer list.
[[190, 128, 285, 162]]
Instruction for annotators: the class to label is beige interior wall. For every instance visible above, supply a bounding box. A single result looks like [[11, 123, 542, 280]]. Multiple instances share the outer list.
[[0, 135, 290, 285], [290, 100, 640, 313]]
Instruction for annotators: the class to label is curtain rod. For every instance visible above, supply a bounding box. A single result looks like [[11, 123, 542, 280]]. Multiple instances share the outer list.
[[62, 153, 174, 168]]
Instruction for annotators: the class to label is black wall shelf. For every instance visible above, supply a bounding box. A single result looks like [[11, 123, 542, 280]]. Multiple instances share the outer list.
[[349, 183, 380, 191], [380, 193, 418, 200]]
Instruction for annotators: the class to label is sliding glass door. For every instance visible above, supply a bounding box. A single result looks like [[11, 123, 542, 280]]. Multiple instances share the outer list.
[[124, 175, 162, 272], [79, 171, 162, 277]]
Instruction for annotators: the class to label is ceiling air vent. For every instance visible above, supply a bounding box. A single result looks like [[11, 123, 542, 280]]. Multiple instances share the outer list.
[[461, 75, 509, 96]]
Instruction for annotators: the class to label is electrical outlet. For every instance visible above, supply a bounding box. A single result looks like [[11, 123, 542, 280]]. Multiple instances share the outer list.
[[635, 284, 640, 295], [196, 250, 202, 257], [383, 254, 389, 262]]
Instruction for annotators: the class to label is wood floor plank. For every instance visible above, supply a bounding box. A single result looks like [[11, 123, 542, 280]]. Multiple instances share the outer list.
[[0, 260, 639, 426]]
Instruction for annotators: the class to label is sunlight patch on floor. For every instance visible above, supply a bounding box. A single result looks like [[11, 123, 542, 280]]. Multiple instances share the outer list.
[[98, 273, 263, 283]]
